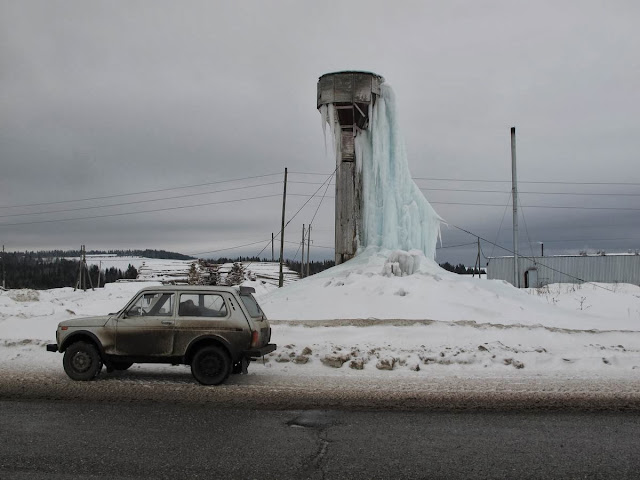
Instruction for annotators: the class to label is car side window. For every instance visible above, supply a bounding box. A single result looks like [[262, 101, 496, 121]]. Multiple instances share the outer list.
[[179, 294, 228, 318], [126, 293, 174, 317]]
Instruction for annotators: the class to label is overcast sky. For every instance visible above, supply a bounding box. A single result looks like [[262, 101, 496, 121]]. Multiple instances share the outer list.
[[1, 0, 639, 265]]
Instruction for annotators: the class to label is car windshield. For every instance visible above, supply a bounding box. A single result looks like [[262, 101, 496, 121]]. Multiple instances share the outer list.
[[239, 294, 262, 317]]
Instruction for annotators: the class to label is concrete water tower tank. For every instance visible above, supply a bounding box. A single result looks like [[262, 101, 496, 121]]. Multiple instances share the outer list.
[[317, 71, 385, 264]]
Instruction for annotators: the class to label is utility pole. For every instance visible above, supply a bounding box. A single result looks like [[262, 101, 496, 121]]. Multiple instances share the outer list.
[[75, 245, 95, 292], [278, 168, 287, 288], [301, 224, 305, 278], [96, 260, 102, 288], [75, 246, 83, 291], [2, 244, 5, 290], [306, 224, 311, 278], [473, 237, 482, 278], [271, 233, 274, 262], [511, 127, 520, 288]]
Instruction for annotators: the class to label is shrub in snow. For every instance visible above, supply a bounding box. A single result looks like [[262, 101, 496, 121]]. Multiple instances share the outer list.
[[225, 263, 246, 286], [382, 250, 422, 277]]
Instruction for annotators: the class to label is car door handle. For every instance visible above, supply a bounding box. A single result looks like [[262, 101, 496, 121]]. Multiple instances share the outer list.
[[161, 320, 174, 325]]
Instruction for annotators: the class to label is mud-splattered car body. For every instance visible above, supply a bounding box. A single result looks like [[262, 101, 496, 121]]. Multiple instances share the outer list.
[[47, 285, 276, 385]]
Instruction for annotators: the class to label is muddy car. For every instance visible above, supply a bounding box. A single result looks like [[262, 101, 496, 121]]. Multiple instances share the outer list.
[[46, 285, 276, 385]]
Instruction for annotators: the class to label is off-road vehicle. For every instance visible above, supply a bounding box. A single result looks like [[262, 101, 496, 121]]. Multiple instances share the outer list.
[[46, 285, 276, 385]]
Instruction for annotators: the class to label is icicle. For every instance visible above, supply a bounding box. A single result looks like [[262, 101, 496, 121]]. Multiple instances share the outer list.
[[356, 83, 442, 260], [319, 104, 328, 155]]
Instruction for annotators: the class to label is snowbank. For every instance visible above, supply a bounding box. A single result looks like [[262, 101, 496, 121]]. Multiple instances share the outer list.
[[258, 248, 640, 332]]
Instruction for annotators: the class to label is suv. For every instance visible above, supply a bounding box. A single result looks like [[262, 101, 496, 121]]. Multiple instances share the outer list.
[[46, 285, 276, 385]]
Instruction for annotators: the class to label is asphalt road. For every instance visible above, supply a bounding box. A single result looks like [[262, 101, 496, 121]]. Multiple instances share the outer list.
[[1, 400, 639, 479], [2, 365, 640, 411]]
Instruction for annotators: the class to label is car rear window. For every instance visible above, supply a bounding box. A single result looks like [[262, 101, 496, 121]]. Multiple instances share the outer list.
[[239, 294, 262, 317]]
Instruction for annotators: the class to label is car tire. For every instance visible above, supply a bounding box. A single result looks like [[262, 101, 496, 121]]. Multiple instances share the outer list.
[[63, 341, 103, 381], [111, 361, 133, 371], [191, 346, 231, 385]]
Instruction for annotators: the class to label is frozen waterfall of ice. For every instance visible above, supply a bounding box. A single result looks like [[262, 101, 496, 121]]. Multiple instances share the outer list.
[[322, 83, 442, 260]]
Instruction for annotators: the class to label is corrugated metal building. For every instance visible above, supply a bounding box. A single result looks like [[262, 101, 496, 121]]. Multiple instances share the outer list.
[[487, 254, 640, 288]]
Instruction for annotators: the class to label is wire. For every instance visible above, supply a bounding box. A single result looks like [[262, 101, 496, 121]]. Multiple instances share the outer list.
[[284, 167, 338, 229], [244, 168, 338, 271], [489, 192, 512, 259], [450, 223, 614, 292], [413, 177, 640, 186], [518, 197, 536, 259], [0, 172, 283, 210], [418, 187, 640, 197], [0, 194, 282, 228], [308, 171, 336, 228], [0, 181, 284, 219], [429, 201, 640, 211], [436, 242, 477, 249], [188, 239, 273, 257]]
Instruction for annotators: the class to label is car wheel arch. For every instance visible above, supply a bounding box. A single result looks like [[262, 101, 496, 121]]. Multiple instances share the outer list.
[[60, 331, 105, 356], [184, 336, 235, 365]]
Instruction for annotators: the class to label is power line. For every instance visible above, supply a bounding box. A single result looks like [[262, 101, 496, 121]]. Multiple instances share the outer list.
[[0, 194, 282, 228], [436, 242, 477, 249], [0, 172, 282, 210], [245, 168, 338, 269], [413, 177, 640, 186], [187, 239, 273, 257], [451, 223, 614, 292], [308, 171, 335, 228], [430, 201, 640, 211], [0, 181, 283, 219], [418, 187, 640, 197], [299, 172, 640, 186]]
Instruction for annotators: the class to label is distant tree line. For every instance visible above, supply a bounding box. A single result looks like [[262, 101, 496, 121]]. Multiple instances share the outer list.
[[28, 249, 194, 260], [0, 252, 137, 289], [439, 262, 486, 275], [285, 259, 336, 276]]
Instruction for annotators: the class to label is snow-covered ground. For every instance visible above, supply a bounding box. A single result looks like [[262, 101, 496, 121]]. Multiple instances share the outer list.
[[1, 248, 640, 379]]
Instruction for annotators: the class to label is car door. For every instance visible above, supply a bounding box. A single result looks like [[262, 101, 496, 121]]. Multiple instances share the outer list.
[[173, 292, 248, 354], [115, 291, 176, 356]]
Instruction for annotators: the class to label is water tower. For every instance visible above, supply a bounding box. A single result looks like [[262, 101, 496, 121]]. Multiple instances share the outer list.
[[317, 71, 385, 264]]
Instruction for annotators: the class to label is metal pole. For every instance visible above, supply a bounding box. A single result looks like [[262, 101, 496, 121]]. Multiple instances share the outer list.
[[301, 224, 305, 278], [511, 127, 520, 288], [306, 225, 311, 277], [278, 168, 287, 288], [97, 260, 102, 288], [541, 243, 544, 257], [2, 244, 5, 289]]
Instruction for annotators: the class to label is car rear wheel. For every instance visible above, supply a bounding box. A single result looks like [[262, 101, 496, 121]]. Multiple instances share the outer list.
[[191, 346, 231, 385], [63, 341, 103, 381]]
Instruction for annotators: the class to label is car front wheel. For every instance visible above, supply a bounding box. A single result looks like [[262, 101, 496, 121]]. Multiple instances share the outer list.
[[191, 346, 231, 385], [63, 341, 103, 381]]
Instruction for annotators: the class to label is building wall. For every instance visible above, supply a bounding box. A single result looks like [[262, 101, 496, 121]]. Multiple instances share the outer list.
[[487, 255, 640, 287]]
